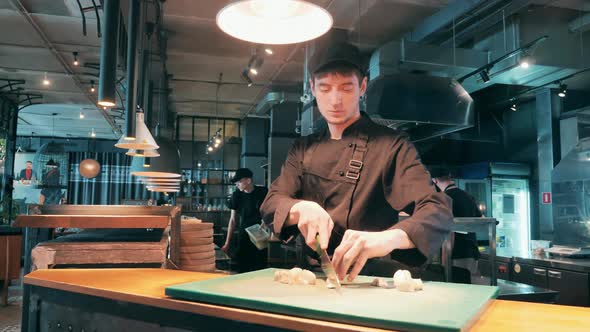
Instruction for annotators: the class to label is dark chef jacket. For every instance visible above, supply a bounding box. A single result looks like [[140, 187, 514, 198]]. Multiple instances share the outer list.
[[260, 113, 453, 267]]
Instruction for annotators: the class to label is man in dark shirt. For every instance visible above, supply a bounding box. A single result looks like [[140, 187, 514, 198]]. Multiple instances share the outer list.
[[431, 167, 482, 282], [260, 43, 453, 281], [223, 168, 269, 273]]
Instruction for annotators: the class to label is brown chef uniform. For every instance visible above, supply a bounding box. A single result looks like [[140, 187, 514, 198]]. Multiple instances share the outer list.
[[260, 112, 453, 268]]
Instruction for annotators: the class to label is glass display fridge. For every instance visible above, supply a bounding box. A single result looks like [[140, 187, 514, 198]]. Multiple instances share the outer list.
[[456, 162, 531, 253]]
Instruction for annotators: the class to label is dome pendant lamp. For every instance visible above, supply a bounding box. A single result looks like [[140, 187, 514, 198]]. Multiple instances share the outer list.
[[216, 0, 333, 44]]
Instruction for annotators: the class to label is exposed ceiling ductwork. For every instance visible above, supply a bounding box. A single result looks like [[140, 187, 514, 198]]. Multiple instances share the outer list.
[[365, 73, 474, 143]]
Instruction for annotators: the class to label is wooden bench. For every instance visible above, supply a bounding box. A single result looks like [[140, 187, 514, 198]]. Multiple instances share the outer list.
[[13, 205, 181, 272]]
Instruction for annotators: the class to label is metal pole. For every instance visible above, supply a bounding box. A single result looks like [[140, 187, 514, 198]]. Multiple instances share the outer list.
[[124, 0, 140, 139]]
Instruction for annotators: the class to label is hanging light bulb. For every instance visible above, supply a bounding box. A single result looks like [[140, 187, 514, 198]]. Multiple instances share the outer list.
[[207, 145, 213, 152], [42, 72, 50, 86], [79, 112, 85, 119], [90, 80, 96, 93], [90, 128, 97, 137], [73, 51, 79, 66], [216, 0, 333, 44]]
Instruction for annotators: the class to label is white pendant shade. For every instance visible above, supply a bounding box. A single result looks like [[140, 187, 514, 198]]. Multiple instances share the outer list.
[[130, 136, 181, 178], [140, 178, 181, 183], [216, 0, 332, 44], [147, 186, 180, 192], [115, 113, 159, 150], [126, 149, 160, 157]]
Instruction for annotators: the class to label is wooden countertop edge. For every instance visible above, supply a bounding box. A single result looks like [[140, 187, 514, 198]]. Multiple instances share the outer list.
[[23, 274, 393, 332]]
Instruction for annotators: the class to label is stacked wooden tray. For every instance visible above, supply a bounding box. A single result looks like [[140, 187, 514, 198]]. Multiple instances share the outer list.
[[179, 220, 215, 272]]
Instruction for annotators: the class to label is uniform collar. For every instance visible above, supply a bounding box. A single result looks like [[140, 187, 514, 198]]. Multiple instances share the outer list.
[[321, 111, 372, 139]]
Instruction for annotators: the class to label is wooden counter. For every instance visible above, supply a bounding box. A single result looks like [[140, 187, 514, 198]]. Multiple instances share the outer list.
[[23, 268, 590, 332]]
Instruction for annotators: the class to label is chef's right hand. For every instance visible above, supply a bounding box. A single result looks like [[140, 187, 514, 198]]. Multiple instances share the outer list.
[[290, 201, 334, 250]]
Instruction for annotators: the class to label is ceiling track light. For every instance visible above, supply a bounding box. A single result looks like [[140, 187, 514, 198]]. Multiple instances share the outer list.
[[73, 51, 79, 66], [241, 68, 253, 87], [510, 102, 517, 112], [479, 70, 490, 83], [558, 83, 567, 98]]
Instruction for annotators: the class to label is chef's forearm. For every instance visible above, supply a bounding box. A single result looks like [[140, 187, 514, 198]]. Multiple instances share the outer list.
[[386, 229, 416, 250]]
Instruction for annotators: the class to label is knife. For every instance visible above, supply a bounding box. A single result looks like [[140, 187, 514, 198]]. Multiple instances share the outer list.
[[315, 234, 341, 289]]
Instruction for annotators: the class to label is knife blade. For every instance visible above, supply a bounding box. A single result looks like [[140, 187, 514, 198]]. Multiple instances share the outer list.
[[315, 234, 341, 289]]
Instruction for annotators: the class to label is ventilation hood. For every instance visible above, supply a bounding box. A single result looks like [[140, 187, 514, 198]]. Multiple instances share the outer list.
[[365, 73, 474, 142]]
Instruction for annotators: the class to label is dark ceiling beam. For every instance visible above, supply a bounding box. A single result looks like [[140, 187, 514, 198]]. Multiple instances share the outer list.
[[7, 0, 120, 135]]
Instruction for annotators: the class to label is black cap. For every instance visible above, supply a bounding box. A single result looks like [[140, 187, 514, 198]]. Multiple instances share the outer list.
[[231, 168, 253, 183], [309, 42, 364, 74], [428, 165, 454, 178]]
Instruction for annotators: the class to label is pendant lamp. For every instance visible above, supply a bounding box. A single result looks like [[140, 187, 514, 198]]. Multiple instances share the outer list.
[[126, 149, 160, 157], [115, 112, 159, 150], [80, 158, 101, 179], [147, 186, 180, 193], [98, 0, 120, 107], [216, 0, 332, 44], [130, 136, 181, 178]]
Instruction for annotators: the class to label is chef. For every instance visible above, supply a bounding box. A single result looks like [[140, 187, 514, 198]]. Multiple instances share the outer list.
[[260, 42, 453, 281]]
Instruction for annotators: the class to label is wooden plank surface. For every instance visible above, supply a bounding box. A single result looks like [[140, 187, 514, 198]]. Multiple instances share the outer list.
[[23, 269, 590, 332], [12, 215, 169, 229], [27, 204, 175, 216]]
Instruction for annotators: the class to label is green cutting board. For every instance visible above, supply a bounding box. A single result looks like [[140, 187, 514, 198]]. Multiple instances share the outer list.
[[165, 268, 498, 332]]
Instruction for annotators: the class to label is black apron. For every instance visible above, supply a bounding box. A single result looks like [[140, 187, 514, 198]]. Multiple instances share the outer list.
[[299, 131, 368, 257]]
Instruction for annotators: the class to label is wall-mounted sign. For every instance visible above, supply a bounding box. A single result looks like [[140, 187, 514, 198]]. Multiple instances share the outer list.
[[542, 192, 552, 204]]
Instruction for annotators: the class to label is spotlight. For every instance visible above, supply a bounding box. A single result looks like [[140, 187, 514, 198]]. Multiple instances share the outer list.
[[241, 68, 253, 87], [73, 52, 79, 66], [90, 80, 95, 93], [248, 55, 264, 76], [42, 72, 50, 86], [80, 112, 85, 119], [479, 70, 490, 83], [265, 48, 273, 55], [558, 83, 567, 98]]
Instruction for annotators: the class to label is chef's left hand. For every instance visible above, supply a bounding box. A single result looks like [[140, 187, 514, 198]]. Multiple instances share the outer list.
[[331, 229, 402, 281]]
